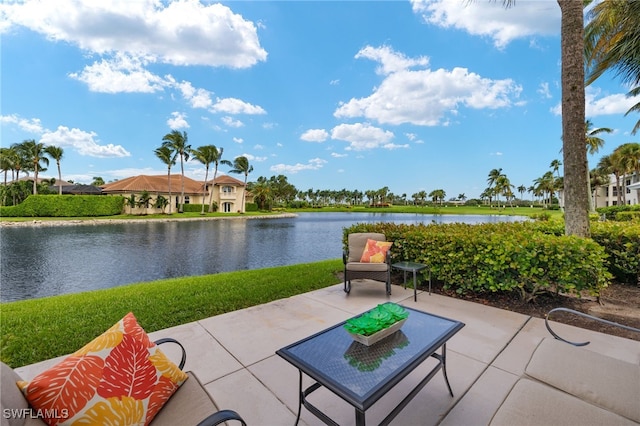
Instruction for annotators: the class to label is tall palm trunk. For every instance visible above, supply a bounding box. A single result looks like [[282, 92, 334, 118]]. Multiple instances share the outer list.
[[209, 165, 218, 213], [558, 0, 589, 237], [201, 165, 209, 215], [56, 160, 62, 195], [179, 154, 185, 213]]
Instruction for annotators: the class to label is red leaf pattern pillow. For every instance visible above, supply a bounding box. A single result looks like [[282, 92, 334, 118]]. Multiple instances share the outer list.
[[360, 239, 393, 263], [18, 312, 188, 426]]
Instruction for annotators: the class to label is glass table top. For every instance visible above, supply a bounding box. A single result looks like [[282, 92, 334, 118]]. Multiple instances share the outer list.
[[277, 306, 464, 408]]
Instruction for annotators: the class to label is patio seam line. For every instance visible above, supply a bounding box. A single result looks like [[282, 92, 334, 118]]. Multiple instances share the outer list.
[[194, 319, 247, 385], [435, 315, 534, 425]]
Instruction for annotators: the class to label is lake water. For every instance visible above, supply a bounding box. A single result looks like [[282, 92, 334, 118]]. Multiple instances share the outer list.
[[0, 212, 525, 302]]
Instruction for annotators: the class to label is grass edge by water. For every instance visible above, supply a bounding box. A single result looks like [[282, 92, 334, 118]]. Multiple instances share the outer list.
[[0, 259, 343, 368]]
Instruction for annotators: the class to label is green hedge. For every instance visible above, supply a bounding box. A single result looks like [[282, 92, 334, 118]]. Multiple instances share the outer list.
[[344, 222, 611, 302], [0, 195, 124, 217], [590, 222, 640, 286], [181, 203, 218, 213], [596, 205, 640, 220]]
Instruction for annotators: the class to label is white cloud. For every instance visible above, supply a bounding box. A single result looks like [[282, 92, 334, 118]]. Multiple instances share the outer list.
[[221, 116, 244, 128], [40, 126, 130, 158], [335, 45, 522, 126], [1, 0, 267, 68], [330, 122, 397, 151], [233, 137, 244, 144], [331, 152, 348, 158], [551, 88, 640, 117], [167, 112, 189, 129], [69, 53, 166, 93], [356, 45, 429, 75], [174, 80, 214, 109], [537, 82, 552, 99], [270, 158, 327, 174], [240, 153, 267, 162], [0, 114, 44, 133], [212, 98, 266, 115], [411, 0, 559, 49], [300, 128, 329, 142]]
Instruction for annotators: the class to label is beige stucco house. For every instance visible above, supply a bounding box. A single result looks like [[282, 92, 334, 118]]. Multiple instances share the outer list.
[[100, 174, 252, 214]]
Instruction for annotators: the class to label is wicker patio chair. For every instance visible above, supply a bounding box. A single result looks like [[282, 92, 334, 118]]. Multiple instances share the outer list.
[[343, 232, 391, 295]]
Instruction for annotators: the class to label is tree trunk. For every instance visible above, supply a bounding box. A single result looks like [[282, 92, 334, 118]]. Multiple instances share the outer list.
[[558, 0, 589, 237]]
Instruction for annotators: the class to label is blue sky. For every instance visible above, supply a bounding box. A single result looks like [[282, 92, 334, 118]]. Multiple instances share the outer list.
[[2, 0, 639, 200]]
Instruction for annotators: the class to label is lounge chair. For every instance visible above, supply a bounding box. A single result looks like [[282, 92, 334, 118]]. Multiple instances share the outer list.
[[343, 232, 392, 295]]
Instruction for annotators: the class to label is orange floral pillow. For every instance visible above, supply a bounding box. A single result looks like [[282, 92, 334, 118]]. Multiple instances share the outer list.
[[17, 312, 188, 426], [360, 239, 393, 263]]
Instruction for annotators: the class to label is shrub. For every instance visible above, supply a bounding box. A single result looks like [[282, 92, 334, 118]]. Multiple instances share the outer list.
[[343, 222, 611, 302], [590, 222, 640, 286], [0, 195, 124, 217], [596, 205, 640, 220], [245, 203, 258, 212]]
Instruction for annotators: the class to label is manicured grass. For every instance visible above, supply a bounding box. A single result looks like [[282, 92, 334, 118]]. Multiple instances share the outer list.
[[285, 205, 563, 218], [0, 259, 343, 368]]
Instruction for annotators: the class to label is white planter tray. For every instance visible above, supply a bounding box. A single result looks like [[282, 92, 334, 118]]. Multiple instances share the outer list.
[[348, 318, 407, 346]]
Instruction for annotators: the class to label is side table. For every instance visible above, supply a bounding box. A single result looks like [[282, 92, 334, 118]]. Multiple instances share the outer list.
[[392, 261, 430, 302]]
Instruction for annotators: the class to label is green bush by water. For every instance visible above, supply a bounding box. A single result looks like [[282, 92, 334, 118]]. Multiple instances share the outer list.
[[0, 195, 125, 217], [344, 221, 618, 301]]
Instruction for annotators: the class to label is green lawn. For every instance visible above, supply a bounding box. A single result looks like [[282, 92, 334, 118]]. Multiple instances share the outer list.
[[0, 259, 343, 368]]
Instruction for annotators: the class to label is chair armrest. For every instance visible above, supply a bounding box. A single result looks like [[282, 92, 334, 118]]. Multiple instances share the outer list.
[[154, 337, 187, 370], [196, 409, 247, 426], [545, 307, 640, 347]]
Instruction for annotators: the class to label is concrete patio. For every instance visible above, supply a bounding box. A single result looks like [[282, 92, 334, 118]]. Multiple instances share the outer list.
[[15, 281, 640, 426]]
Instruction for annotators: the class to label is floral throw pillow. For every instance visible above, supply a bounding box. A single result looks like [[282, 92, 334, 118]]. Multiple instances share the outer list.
[[360, 239, 393, 263], [18, 312, 188, 426]]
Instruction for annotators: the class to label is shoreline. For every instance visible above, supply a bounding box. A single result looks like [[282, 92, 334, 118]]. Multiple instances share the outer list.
[[0, 213, 298, 227]]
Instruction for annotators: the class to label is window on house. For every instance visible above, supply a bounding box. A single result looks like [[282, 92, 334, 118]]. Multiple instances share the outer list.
[[184, 196, 190, 204], [223, 186, 233, 193]]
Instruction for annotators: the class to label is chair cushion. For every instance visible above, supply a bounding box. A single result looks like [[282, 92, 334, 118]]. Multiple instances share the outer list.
[[525, 338, 640, 423], [346, 262, 389, 272], [1, 362, 31, 426], [348, 233, 385, 263], [490, 378, 636, 426], [150, 372, 219, 426], [360, 239, 392, 263], [17, 313, 188, 426]]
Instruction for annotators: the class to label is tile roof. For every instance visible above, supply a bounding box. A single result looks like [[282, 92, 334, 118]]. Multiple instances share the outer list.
[[101, 174, 245, 194]]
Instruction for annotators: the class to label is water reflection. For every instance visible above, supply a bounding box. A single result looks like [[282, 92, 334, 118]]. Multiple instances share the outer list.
[[0, 212, 525, 302]]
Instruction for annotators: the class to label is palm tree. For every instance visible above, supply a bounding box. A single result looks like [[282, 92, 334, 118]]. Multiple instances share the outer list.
[[153, 194, 169, 214], [162, 130, 190, 213], [137, 190, 152, 215], [558, 0, 589, 236], [154, 145, 177, 214], [491, 0, 588, 235], [125, 194, 137, 215], [191, 145, 219, 215], [517, 185, 526, 202], [207, 146, 231, 213], [44, 146, 64, 195], [589, 167, 610, 209], [91, 177, 105, 186], [617, 143, 640, 204], [487, 168, 504, 207], [585, 0, 640, 139], [15, 140, 49, 195], [228, 156, 253, 212], [585, 119, 613, 210]]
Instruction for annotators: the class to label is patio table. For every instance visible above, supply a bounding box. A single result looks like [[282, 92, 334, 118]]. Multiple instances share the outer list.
[[276, 306, 465, 426]]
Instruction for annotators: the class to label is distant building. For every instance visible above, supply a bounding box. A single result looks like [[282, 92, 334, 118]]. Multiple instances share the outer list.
[[100, 174, 251, 213], [593, 172, 640, 207]]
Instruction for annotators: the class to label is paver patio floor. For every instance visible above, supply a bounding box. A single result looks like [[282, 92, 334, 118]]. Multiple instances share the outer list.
[[15, 280, 640, 425]]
